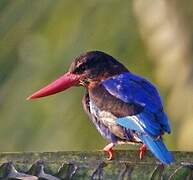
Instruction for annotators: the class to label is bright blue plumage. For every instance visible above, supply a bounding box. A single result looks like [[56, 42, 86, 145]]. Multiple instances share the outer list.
[[102, 72, 174, 164], [103, 72, 163, 113], [140, 134, 174, 164], [117, 114, 174, 164]]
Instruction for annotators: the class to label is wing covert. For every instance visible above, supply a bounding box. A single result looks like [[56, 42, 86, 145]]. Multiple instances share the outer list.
[[102, 72, 163, 113], [102, 72, 171, 135]]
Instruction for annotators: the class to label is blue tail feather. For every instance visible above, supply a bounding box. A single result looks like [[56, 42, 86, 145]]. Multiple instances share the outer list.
[[140, 134, 174, 164], [157, 112, 171, 133]]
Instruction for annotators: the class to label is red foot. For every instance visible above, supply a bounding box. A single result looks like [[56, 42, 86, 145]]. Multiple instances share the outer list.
[[103, 143, 115, 160], [139, 144, 147, 160]]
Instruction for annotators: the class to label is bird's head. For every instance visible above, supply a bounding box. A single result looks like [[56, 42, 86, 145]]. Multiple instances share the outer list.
[[27, 51, 127, 100]]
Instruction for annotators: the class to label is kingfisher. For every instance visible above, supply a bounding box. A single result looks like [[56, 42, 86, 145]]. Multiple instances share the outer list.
[[27, 51, 174, 164]]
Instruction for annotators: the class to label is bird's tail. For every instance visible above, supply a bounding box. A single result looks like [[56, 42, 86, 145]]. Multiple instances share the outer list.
[[140, 134, 174, 164]]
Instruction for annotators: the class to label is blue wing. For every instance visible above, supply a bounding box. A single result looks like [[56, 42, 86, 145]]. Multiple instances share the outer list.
[[103, 72, 163, 113], [117, 113, 174, 164], [102, 72, 174, 164], [102, 72, 171, 134]]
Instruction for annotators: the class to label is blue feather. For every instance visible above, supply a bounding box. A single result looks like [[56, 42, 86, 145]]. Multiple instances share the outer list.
[[103, 72, 171, 134], [140, 134, 174, 164], [103, 72, 163, 113], [117, 110, 162, 137], [136, 110, 162, 136], [104, 72, 174, 164], [157, 111, 171, 133], [117, 117, 144, 133], [117, 112, 174, 164]]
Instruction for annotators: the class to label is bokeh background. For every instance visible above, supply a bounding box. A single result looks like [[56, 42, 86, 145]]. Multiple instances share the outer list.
[[0, 0, 193, 152]]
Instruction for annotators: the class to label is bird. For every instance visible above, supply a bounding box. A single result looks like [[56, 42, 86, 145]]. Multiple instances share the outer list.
[[27, 51, 174, 164]]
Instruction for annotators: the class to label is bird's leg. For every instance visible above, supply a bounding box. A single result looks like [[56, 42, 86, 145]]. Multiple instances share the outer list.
[[103, 143, 115, 160], [139, 144, 147, 159]]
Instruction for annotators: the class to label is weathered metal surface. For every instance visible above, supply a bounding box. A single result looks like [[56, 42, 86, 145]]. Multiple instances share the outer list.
[[0, 150, 192, 179]]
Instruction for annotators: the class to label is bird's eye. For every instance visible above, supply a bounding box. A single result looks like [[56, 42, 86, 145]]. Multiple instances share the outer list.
[[79, 64, 86, 71], [80, 65, 85, 70], [75, 64, 86, 73]]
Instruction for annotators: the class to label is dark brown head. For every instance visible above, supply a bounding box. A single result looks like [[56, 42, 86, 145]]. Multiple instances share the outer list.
[[69, 51, 127, 86], [27, 51, 128, 99]]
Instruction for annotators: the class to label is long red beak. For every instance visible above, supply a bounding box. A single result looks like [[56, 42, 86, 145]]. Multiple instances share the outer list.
[[27, 72, 80, 100]]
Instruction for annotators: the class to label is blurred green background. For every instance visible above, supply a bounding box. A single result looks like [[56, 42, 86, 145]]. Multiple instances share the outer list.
[[0, 0, 193, 152]]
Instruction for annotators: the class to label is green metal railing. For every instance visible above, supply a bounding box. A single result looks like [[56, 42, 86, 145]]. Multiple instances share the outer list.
[[0, 150, 192, 179]]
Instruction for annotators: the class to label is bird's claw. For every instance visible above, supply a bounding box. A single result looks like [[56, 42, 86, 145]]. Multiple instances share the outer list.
[[103, 143, 115, 161], [139, 144, 147, 159], [103, 148, 113, 160]]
